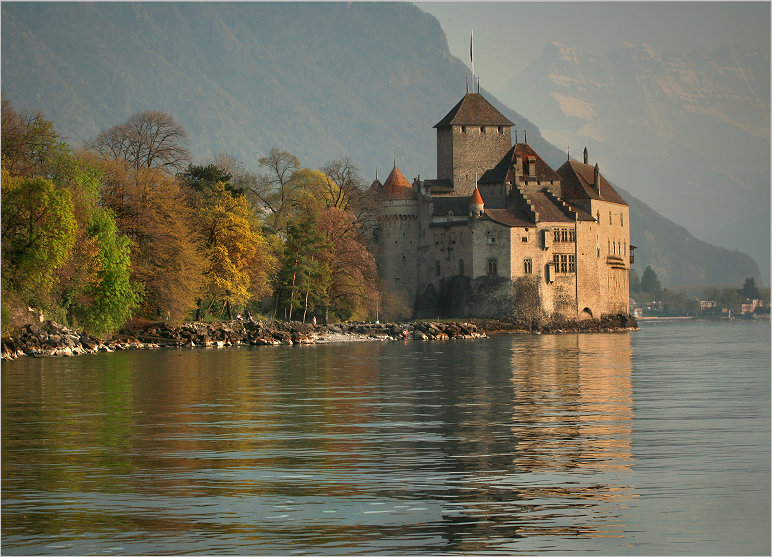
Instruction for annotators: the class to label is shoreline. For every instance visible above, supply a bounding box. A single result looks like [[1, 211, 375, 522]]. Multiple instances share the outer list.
[[1, 314, 639, 361]]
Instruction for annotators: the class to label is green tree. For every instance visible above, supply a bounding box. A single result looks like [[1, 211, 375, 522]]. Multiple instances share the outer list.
[[67, 208, 142, 333], [93, 157, 207, 323], [629, 269, 641, 294], [275, 215, 331, 321], [738, 277, 761, 300], [640, 265, 662, 295], [1, 172, 77, 300]]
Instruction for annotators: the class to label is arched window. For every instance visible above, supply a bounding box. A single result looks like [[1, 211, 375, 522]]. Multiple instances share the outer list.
[[523, 258, 533, 274], [487, 258, 498, 275]]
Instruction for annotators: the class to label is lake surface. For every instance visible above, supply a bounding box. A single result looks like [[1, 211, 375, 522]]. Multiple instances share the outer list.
[[2, 319, 769, 555]]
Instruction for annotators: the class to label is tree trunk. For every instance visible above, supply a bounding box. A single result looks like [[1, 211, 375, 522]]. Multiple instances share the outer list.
[[302, 291, 309, 323]]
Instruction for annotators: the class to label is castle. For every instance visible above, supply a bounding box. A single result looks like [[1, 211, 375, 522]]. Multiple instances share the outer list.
[[369, 92, 633, 321]]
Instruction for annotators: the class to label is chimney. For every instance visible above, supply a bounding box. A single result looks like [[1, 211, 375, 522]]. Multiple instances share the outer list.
[[593, 163, 600, 191], [528, 156, 537, 177], [583, 147, 588, 165]]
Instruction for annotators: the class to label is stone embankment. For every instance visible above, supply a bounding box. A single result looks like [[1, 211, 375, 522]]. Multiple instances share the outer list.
[[1, 314, 637, 361], [0, 319, 486, 360]]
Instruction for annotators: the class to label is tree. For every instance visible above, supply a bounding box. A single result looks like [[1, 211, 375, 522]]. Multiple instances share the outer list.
[[320, 157, 377, 229], [1, 172, 77, 299], [251, 148, 304, 235], [66, 208, 142, 334], [196, 182, 276, 318], [738, 277, 761, 300], [640, 265, 662, 295], [317, 207, 378, 321], [274, 215, 331, 321], [87, 111, 191, 174], [93, 157, 207, 323], [629, 269, 641, 294], [1, 99, 69, 178]]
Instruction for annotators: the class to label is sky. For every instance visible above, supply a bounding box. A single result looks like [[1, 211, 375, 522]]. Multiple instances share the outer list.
[[416, 2, 770, 96]]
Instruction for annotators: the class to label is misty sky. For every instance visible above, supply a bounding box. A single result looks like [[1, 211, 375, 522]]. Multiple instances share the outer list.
[[417, 2, 770, 95]]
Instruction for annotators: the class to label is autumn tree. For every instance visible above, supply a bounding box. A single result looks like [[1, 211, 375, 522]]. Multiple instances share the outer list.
[[92, 157, 206, 323], [87, 111, 191, 174], [1, 99, 67, 178], [195, 181, 276, 319], [317, 207, 378, 321]]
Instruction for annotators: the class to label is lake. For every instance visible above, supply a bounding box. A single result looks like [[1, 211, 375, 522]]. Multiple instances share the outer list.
[[2, 319, 769, 555]]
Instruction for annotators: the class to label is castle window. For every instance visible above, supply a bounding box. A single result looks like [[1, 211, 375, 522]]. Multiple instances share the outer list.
[[488, 235, 496, 244], [597, 211, 601, 223], [435, 261, 441, 276], [609, 211, 612, 225], [487, 258, 498, 275], [480, 126, 486, 134], [522, 236, 528, 243], [459, 259, 465, 276], [498, 126, 504, 134], [461, 125, 467, 133], [621, 213, 624, 227], [552, 254, 574, 273], [624, 242, 627, 255], [523, 258, 532, 274]]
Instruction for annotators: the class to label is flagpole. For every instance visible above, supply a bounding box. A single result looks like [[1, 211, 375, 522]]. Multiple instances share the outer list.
[[470, 30, 475, 90]]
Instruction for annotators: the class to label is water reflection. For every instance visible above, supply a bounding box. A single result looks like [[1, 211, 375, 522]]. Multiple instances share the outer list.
[[3, 334, 638, 554]]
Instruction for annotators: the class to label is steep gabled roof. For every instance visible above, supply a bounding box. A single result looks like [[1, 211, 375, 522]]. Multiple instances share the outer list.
[[557, 160, 628, 206], [374, 167, 416, 201], [434, 93, 514, 128], [479, 143, 561, 184]]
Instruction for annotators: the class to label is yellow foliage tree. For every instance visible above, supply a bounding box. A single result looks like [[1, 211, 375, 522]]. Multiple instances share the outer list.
[[197, 182, 276, 318]]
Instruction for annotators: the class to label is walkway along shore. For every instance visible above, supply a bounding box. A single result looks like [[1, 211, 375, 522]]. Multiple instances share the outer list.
[[1, 314, 638, 361]]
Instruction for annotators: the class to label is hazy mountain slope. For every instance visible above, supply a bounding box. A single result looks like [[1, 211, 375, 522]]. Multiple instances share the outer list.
[[1, 2, 762, 288], [502, 40, 770, 282]]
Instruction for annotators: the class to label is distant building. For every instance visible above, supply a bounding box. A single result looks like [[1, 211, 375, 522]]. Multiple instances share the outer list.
[[700, 300, 718, 311], [370, 92, 632, 319], [741, 299, 764, 314]]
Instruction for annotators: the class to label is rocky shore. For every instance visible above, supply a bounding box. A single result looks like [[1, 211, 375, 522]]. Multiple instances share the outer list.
[[1, 314, 637, 361]]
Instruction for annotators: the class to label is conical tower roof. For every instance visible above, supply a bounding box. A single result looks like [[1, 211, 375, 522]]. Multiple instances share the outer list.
[[434, 93, 514, 128], [377, 167, 416, 201], [469, 186, 484, 206]]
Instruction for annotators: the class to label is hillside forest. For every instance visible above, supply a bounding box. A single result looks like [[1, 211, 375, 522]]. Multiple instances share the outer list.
[[1, 101, 403, 334]]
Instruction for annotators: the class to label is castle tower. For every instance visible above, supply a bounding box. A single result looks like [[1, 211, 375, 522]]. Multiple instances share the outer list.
[[370, 166, 420, 312], [433, 93, 514, 197], [469, 185, 484, 218]]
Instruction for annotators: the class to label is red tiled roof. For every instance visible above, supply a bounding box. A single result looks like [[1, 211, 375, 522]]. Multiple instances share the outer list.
[[470, 186, 484, 206], [375, 167, 416, 201], [434, 93, 515, 128]]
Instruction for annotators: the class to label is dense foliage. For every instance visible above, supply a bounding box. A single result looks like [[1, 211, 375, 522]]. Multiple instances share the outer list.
[[1, 102, 380, 334]]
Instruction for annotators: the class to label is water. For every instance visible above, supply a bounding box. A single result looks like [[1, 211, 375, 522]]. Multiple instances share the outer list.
[[2, 319, 769, 555]]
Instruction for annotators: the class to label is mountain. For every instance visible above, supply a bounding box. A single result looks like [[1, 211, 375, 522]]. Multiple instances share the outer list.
[[1, 2, 763, 289], [501, 40, 770, 283]]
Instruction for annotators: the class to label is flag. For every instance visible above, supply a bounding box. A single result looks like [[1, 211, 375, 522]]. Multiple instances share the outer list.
[[470, 30, 475, 80]]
